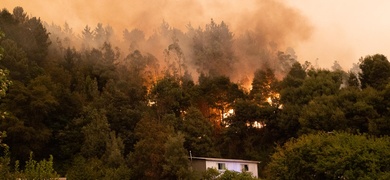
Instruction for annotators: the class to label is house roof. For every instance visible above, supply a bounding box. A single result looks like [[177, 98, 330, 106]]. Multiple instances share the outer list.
[[190, 157, 260, 164]]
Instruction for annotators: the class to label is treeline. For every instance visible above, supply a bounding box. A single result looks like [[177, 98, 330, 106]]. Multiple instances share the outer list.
[[0, 7, 390, 179]]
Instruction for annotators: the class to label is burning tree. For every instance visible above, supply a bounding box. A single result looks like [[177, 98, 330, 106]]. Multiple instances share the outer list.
[[250, 68, 280, 106]]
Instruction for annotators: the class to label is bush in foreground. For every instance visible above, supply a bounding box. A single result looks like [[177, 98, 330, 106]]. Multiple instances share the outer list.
[[266, 132, 390, 179]]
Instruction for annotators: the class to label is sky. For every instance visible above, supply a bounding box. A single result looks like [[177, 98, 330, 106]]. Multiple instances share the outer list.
[[2, 0, 390, 70], [285, 0, 390, 69]]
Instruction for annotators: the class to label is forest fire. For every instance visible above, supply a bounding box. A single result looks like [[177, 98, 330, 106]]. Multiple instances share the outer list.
[[266, 92, 280, 106], [222, 108, 234, 119], [251, 121, 266, 128], [1, 1, 390, 178], [2, 0, 313, 88]]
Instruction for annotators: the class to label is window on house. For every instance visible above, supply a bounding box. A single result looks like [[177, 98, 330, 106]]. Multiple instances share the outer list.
[[218, 163, 226, 170], [241, 164, 249, 172]]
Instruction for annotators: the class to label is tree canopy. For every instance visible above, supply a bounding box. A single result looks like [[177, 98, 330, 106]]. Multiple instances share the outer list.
[[266, 132, 390, 179]]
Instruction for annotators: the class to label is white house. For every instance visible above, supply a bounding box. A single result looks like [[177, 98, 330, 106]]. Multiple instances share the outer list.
[[190, 157, 260, 178]]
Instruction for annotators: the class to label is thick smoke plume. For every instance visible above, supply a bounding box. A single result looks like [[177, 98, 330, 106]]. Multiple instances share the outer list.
[[3, 0, 312, 87]]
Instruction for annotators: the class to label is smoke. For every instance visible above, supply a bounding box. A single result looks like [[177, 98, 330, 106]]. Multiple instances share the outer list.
[[3, 0, 311, 36], [3, 0, 313, 85]]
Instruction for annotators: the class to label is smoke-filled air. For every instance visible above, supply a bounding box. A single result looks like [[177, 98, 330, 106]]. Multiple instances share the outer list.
[[4, 0, 312, 87], [2, 1, 390, 179]]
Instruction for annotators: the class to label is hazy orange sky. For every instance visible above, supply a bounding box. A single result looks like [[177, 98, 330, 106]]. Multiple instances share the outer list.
[[286, 0, 390, 69], [3, 0, 390, 70]]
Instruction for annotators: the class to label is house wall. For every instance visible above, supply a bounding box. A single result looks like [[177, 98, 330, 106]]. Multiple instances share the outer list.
[[190, 159, 206, 172], [205, 160, 258, 177]]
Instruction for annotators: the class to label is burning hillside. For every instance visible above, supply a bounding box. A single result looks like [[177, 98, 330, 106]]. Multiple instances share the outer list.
[[4, 0, 312, 85]]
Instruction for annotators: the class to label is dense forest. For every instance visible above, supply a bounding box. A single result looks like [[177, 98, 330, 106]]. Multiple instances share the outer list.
[[0, 7, 390, 179]]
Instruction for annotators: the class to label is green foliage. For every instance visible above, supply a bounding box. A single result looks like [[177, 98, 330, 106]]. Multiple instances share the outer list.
[[0, 132, 16, 179], [101, 164, 131, 180], [219, 99, 266, 159], [218, 170, 258, 180], [129, 114, 193, 179], [0, 39, 32, 83], [80, 108, 111, 158], [266, 132, 390, 179], [202, 168, 259, 180], [280, 62, 306, 104], [66, 156, 131, 180], [347, 71, 360, 88], [202, 168, 220, 180], [66, 156, 104, 180], [150, 75, 190, 117], [162, 132, 192, 180], [0, 31, 12, 98], [250, 68, 279, 104], [128, 115, 175, 179], [69, 106, 132, 180], [359, 54, 390, 90], [102, 131, 125, 167], [299, 69, 343, 104], [0, 75, 53, 163], [20, 152, 59, 180], [337, 87, 379, 134], [0, 7, 50, 67], [299, 95, 347, 134], [182, 107, 218, 157], [0, 146, 59, 179], [0, 72, 8, 96], [195, 75, 245, 121]]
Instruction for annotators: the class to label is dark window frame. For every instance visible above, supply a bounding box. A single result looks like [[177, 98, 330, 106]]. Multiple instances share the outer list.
[[242, 164, 249, 171], [218, 163, 226, 170]]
